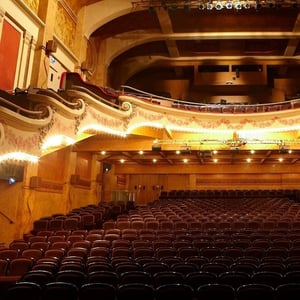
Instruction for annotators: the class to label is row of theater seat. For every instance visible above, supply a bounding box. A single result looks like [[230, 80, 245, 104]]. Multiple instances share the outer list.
[[159, 189, 299, 199], [3, 195, 300, 298], [3, 280, 300, 300]]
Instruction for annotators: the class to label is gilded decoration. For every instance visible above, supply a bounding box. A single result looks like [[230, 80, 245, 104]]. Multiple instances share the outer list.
[[55, 2, 76, 52], [22, 0, 39, 14]]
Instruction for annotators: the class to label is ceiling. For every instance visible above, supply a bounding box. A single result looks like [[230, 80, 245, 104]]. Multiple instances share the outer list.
[[90, 1, 300, 95], [71, 1, 300, 167]]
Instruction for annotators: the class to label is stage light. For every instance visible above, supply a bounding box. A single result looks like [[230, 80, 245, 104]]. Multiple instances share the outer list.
[[268, 1, 275, 8], [207, 2, 214, 9], [225, 1, 233, 9], [215, 1, 223, 10], [198, 2, 206, 9], [243, 1, 251, 8], [184, 0, 191, 11], [255, 2, 262, 9], [235, 2, 242, 9], [162, 1, 168, 10]]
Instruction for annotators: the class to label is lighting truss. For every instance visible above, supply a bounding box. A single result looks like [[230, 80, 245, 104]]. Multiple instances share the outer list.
[[153, 138, 300, 149], [132, 0, 300, 10]]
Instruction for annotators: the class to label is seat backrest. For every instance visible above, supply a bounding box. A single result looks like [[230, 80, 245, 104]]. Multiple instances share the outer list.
[[275, 283, 300, 300], [117, 283, 155, 300], [43, 281, 79, 300], [54, 270, 87, 287], [19, 269, 54, 286], [5, 281, 42, 300], [79, 282, 116, 300], [236, 283, 275, 300], [156, 283, 194, 300], [0, 258, 9, 276], [196, 283, 235, 300], [7, 257, 33, 276]]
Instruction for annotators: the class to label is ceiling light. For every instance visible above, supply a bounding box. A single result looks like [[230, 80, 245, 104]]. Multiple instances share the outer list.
[[278, 157, 283, 162], [246, 158, 251, 163], [213, 158, 218, 163], [120, 159, 125, 163], [139, 150, 144, 155], [183, 158, 188, 163], [153, 158, 157, 163]]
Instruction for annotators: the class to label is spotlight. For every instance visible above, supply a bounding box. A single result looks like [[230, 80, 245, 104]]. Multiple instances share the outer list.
[[255, 2, 262, 10], [225, 1, 233, 9], [206, 2, 214, 9], [198, 2, 206, 9], [215, 1, 223, 10], [162, 1, 168, 10], [170, 0, 178, 10], [235, 2, 242, 9], [184, 0, 191, 11], [268, 1, 275, 8], [148, 5, 155, 12], [243, 1, 251, 8]]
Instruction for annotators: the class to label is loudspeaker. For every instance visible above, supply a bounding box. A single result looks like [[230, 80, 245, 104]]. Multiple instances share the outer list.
[[152, 145, 161, 151], [46, 40, 57, 54]]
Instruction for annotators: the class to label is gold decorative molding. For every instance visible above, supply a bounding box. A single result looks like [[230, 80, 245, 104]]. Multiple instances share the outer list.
[[22, 0, 39, 15], [55, 1, 76, 52]]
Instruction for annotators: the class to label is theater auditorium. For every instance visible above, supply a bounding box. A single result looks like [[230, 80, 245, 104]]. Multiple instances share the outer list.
[[1, 0, 300, 299]]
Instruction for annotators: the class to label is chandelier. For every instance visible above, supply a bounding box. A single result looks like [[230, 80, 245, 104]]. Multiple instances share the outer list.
[[132, 0, 299, 10]]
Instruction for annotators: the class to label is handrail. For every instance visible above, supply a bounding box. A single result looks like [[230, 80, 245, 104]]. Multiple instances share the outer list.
[[70, 85, 120, 110], [120, 85, 300, 113], [0, 96, 46, 118], [35, 89, 83, 109]]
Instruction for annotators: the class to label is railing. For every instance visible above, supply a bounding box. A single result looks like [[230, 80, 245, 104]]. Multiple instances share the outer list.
[[0, 96, 47, 119], [121, 85, 300, 114]]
